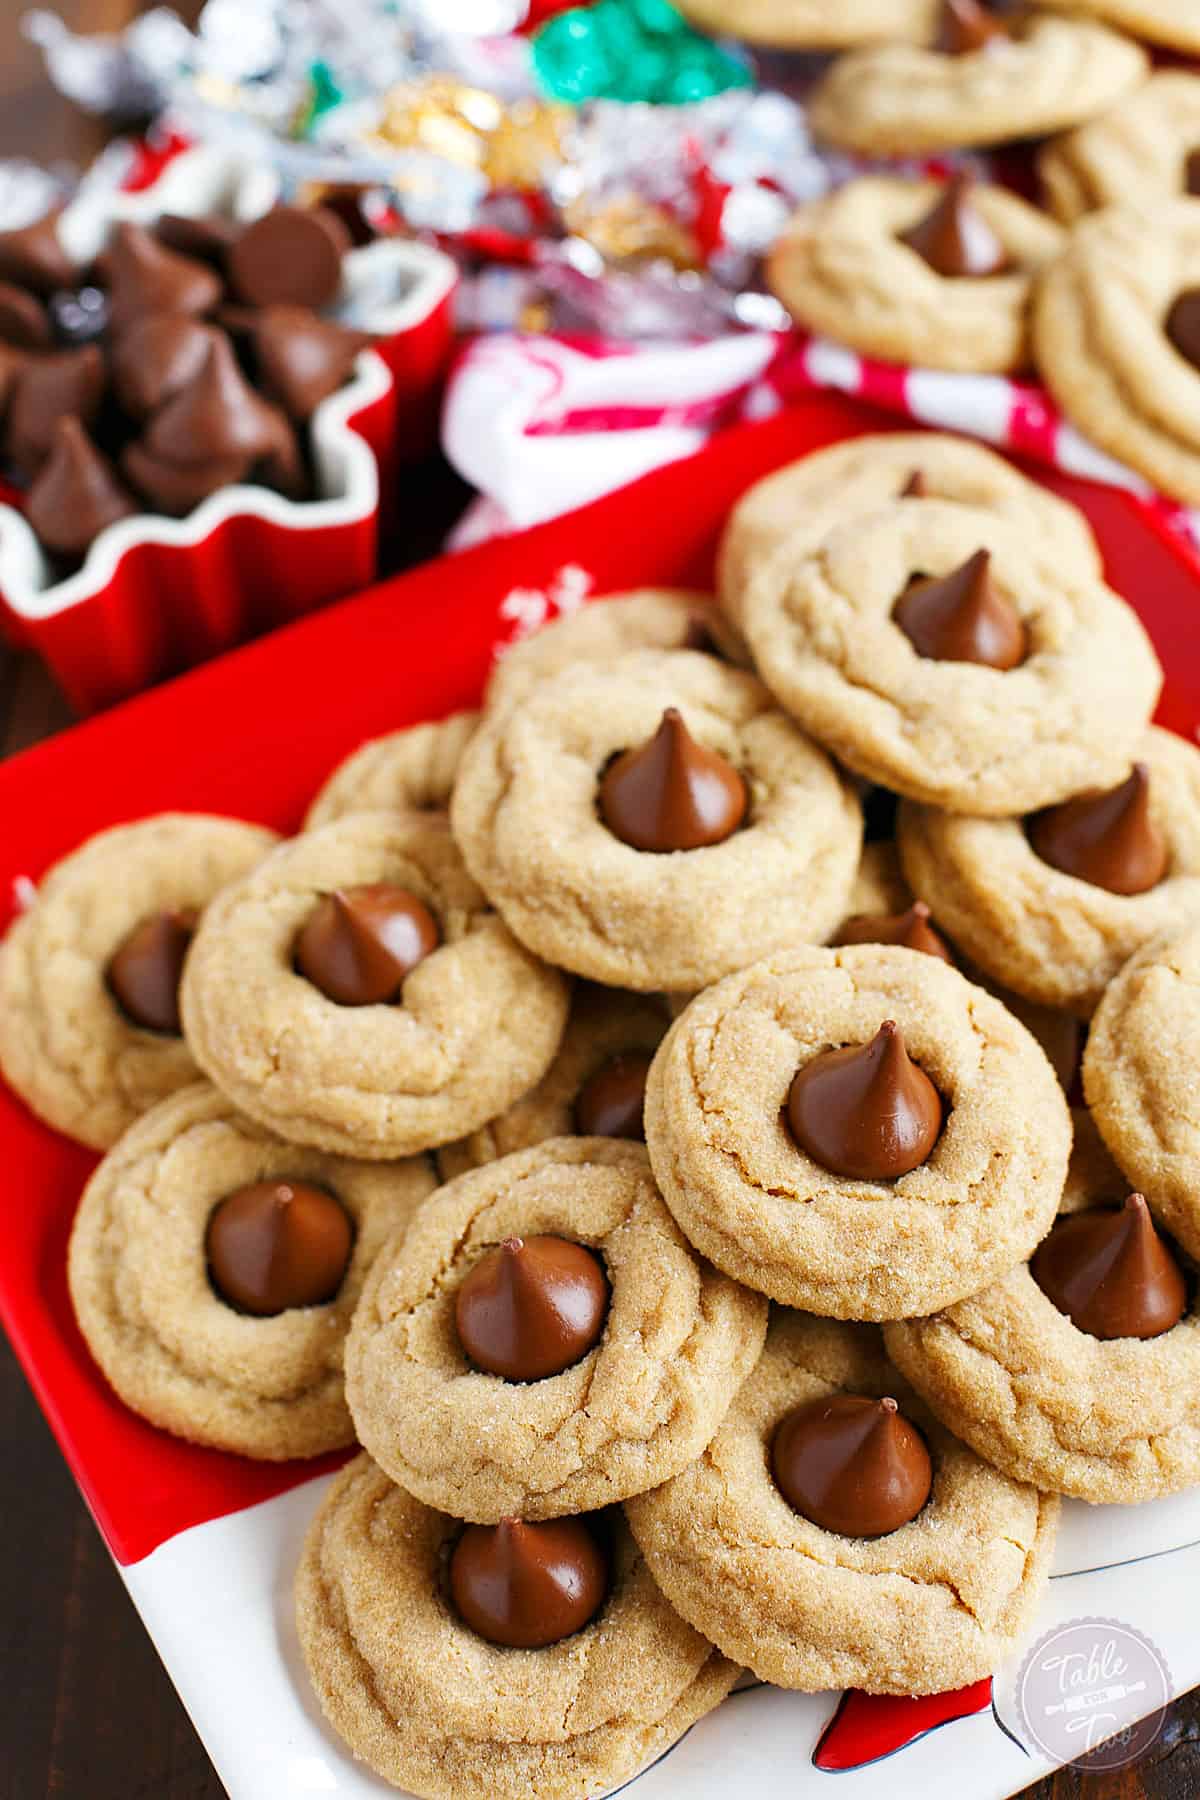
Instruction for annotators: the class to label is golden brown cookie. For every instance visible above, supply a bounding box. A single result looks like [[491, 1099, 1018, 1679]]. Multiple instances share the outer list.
[[437, 984, 671, 1181], [451, 648, 862, 992], [1034, 198, 1200, 504], [1039, 74, 1200, 223], [0, 813, 278, 1150], [767, 177, 1064, 375], [345, 1137, 769, 1520], [1084, 917, 1200, 1260], [626, 1311, 1059, 1695], [898, 729, 1200, 1019], [304, 710, 480, 829], [67, 1082, 436, 1460], [886, 1112, 1200, 1504], [737, 496, 1161, 815], [809, 16, 1147, 155], [1040, 0, 1200, 54], [296, 1452, 739, 1800], [180, 811, 570, 1159], [675, 0, 935, 47], [644, 943, 1072, 1320]]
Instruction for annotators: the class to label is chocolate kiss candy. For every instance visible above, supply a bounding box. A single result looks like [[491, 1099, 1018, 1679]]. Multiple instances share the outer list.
[[121, 442, 254, 518], [154, 212, 239, 266], [1028, 762, 1167, 896], [574, 1051, 655, 1140], [894, 549, 1028, 670], [899, 175, 1010, 279], [787, 1020, 943, 1181], [900, 470, 928, 498], [456, 1236, 610, 1381], [5, 344, 106, 478], [295, 883, 440, 1006], [143, 333, 290, 466], [206, 1180, 354, 1316], [110, 313, 219, 420], [772, 1394, 933, 1538], [25, 418, 140, 561], [227, 206, 350, 311], [833, 901, 955, 965], [936, 0, 1010, 53], [253, 305, 374, 422], [106, 909, 196, 1034], [600, 708, 748, 853], [1165, 288, 1200, 371], [103, 223, 222, 331], [0, 282, 51, 350], [450, 1516, 609, 1650], [1185, 151, 1200, 198], [0, 208, 77, 295], [1032, 1194, 1187, 1340]]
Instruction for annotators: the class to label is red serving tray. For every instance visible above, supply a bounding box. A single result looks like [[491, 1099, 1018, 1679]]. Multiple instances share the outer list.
[[1, 391, 1199, 1574]]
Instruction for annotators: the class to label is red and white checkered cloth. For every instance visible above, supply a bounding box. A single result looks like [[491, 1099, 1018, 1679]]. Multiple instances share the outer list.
[[443, 327, 1200, 554]]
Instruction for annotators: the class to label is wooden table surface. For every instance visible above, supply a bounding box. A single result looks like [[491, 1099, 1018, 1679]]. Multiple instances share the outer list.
[[1, 5, 1199, 1799]]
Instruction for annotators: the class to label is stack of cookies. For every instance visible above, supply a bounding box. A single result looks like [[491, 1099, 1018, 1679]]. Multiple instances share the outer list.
[[2, 429, 1198, 1798], [718, 0, 1200, 503]]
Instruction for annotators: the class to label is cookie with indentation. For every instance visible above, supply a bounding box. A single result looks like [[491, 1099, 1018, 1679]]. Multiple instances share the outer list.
[[898, 728, 1200, 1018], [644, 942, 1071, 1319], [738, 497, 1160, 815], [345, 1137, 768, 1521], [304, 710, 480, 829], [886, 1111, 1200, 1503], [767, 177, 1063, 375], [452, 648, 862, 992], [626, 1310, 1058, 1695], [1040, 74, 1200, 224], [67, 1082, 436, 1459], [295, 1451, 738, 1800], [180, 811, 570, 1159], [809, 14, 1146, 155], [0, 813, 278, 1149]]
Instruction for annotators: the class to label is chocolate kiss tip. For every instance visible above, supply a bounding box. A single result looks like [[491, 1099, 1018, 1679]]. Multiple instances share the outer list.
[[501, 1236, 525, 1255], [912, 901, 931, 919], [599, 704, 748, 853], [787, 1018, 943, 1182], [901, 470, 927, 498], [894, 548, 1027, 670], [1029, 762, 1167, 895], [880, 1397, 899, 1414]]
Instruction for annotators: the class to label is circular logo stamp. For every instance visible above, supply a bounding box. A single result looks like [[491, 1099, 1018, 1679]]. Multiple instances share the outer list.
[[1015, 1617, 1173, 1774]]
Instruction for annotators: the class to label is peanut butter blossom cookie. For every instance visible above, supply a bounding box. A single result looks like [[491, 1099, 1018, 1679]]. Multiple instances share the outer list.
[[737, 496, 1161, 815], [303, 710, 480, 829], [645, 943, 1071, 1319], [0, 813, 278, 1149], [452, 647, 862, 991], [1084, 918, 1200, 1262], [898, 728, 1200, 1018], [180, 811, 570, 1158], [767, 174, 1064, 376], [345, 1138, 768, 1520], [626, 1312, 1058, 1695], [1034, 199, 1200, 505], [887, 1114, 1200, 1504], [67, 1082, 436, 1459], [1039, 74, 1200, 224], [295, 1453, 738, 1800], [437, 983, 671, 1181], [809, 8, 1147, 154]]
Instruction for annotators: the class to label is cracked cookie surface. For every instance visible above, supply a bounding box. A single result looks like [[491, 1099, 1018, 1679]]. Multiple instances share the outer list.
[[304, 710, 480, 829], [0, 813, 278, 1149], [644, 943, 1072, 1319], [345, 1137, 768, 1520], [67, 1082, 437, 1460], [886, 1112, 1200, 1503], [1084, 918, 1200, 1260], [451, 647, 862, 992], [898, 728, 1200, 1019], [809, 16, 1146, 155], [738, 497, 1161, 814], [626, 1311, 1059, 1695], [295, 1453, 738, 1800], [767, 178, 1063, 375], [180, 811, 570, 1159]]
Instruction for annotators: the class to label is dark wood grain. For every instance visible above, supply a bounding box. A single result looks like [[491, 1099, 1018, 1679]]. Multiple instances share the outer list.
[[0, 5, 1198, 1799]]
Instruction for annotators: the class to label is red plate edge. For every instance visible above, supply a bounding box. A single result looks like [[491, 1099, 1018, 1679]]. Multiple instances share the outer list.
[[2, 390, 1199, 1567]]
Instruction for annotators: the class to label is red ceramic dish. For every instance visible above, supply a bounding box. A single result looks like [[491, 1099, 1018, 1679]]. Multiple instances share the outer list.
[[0, 394, 1198, 1798]]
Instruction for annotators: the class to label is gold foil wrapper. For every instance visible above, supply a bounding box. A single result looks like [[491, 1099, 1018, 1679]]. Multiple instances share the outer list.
[[374, 76, 568, 193], [563, 193, 701, 270]]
